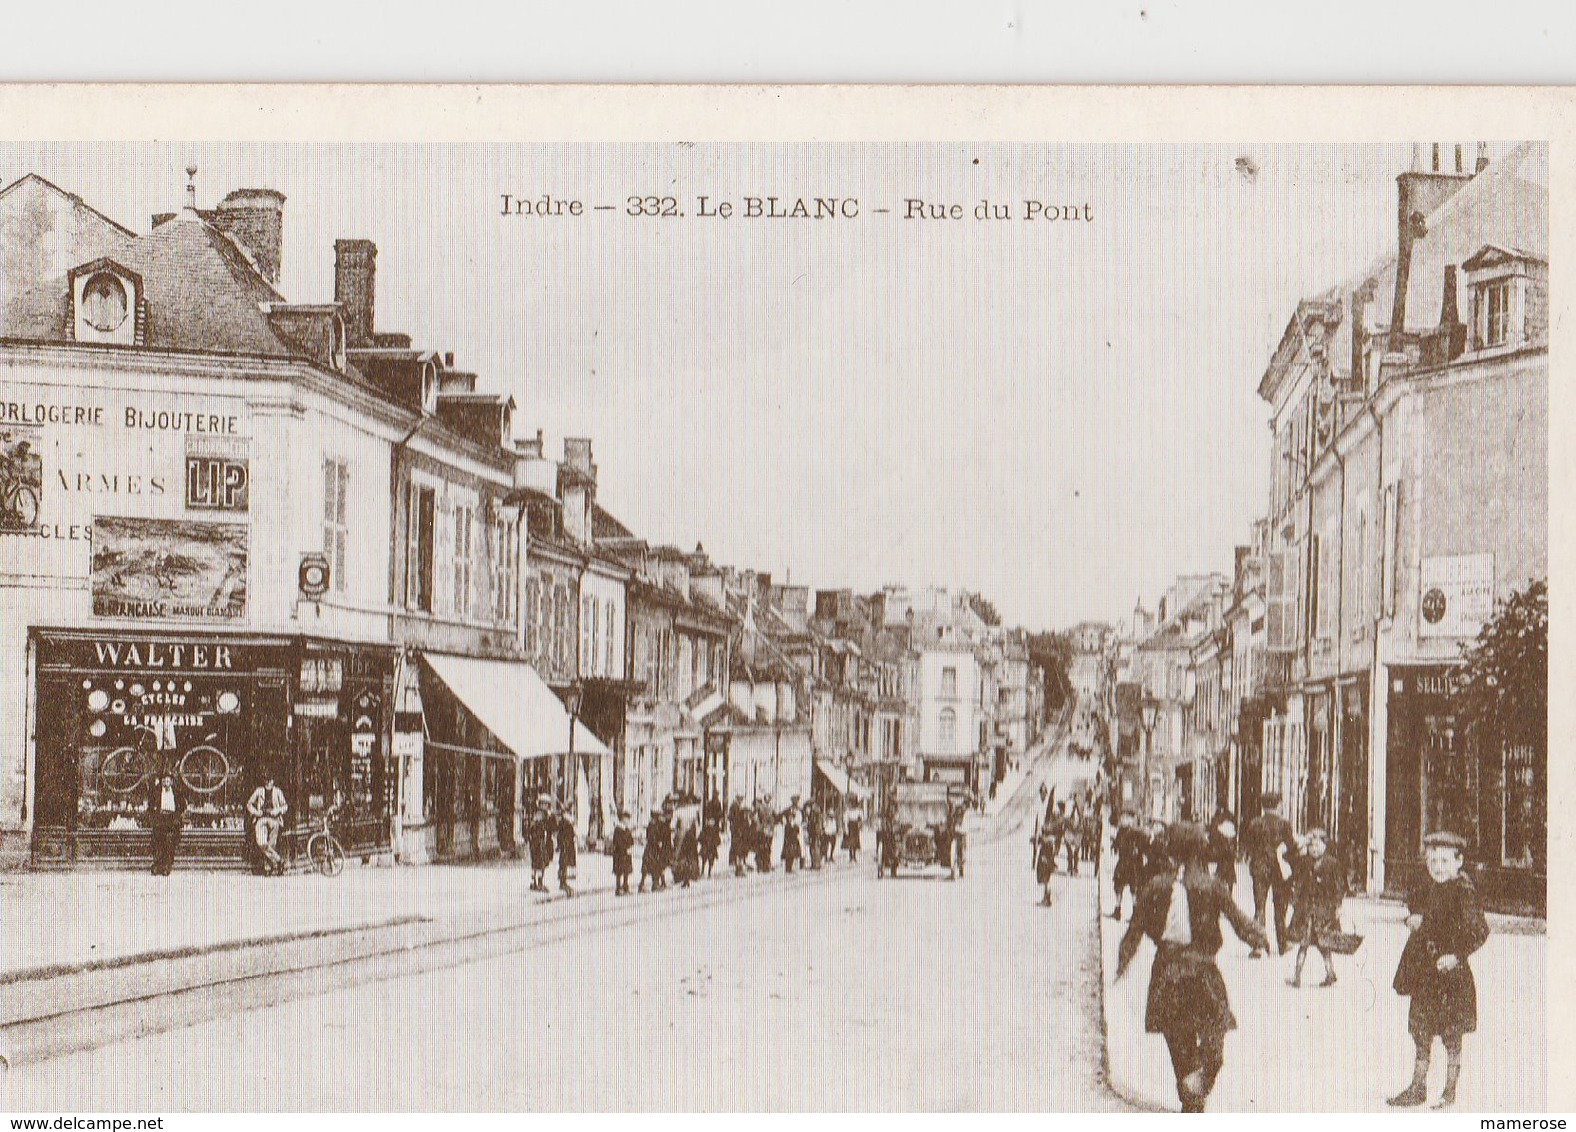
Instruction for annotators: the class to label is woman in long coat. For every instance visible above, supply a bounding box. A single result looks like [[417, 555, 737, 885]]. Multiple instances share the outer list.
[[528, 804, 556, 892], [781, 808, 803, 872], [844, 809, 862, 863], [1115, 823, 1268, 1113]]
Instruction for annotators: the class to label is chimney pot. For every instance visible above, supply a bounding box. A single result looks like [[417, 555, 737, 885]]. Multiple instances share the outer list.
[[1476, 142, 1490, 174], [334, 239, 378, 348], [444, 352, 455, 368], [213, 189, 286, 285]]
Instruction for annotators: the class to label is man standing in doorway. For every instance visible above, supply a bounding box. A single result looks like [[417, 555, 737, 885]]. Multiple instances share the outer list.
[[1244, 792, 1297, 956], [146, 772, 187, 876]]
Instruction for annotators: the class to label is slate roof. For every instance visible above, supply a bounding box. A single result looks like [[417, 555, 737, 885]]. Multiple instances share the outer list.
[[2, 175, 296, 357]]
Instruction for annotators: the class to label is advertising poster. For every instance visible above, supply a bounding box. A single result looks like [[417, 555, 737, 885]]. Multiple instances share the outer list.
[[90, 515, 249, 620]]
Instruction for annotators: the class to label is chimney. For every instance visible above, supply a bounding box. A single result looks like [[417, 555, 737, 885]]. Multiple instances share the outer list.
[[212, 189, 286, 285], [334, 239, 378, 348], [564, 437, 596, 477], [1476, 142, 1490, 174], [1390, 161, 1473, 336]]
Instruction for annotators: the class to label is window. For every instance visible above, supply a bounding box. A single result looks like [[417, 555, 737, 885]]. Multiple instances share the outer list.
[[323, 458, 349, 594], [406, 483, 435, 612], [941, 666, 957, 698], [453, 503, 474, 618], [491, 514, 517, 626], [606, 601, 617, 676], [524, 578, 541, 655], [554, 584, 571, 669], [939, 707, 957, 750], [1266, 546, 1299, 651], [585, 595, 600, 677], [1478, 278, 1513, 347], [1352, 511, 1368, 627], [1314, 531, 1337, 641], [1380, 483, 1401, 619]]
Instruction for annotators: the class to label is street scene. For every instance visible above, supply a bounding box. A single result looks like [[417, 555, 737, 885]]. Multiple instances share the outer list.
[[0, 136, 1549, 1113]]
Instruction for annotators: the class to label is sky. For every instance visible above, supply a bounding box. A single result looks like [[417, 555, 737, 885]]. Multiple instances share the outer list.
[[0, 141, 1525, 630]]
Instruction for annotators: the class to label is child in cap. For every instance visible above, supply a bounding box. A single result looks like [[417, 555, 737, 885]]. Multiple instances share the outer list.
[[1287, 828, 1346, 988], [1387, 831, 1491, 1109], [610, 810, 635, 895]]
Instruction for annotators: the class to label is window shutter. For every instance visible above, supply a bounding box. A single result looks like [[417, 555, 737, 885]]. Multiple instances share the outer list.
[[1266, 549, 1300, 651]]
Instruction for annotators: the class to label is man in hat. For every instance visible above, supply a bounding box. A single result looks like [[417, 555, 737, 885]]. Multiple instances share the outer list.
[[554, 802, 578, 897], [145, 771, 188, 876], [246, 774, 288, 876], [1387, 831, 1490, 1109], [1244, 792, 1297, 956], [728, 795, 753, 875], [1110, 811, 1146, 920]]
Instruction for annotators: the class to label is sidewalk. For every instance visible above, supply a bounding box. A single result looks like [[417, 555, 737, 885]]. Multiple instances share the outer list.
[[0, 830, 850, 983], [1097, 859, 1547, 1111]]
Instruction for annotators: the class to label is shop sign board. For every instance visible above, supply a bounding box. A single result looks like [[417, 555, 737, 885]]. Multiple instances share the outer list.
[[1418, 554, 1494, 639]]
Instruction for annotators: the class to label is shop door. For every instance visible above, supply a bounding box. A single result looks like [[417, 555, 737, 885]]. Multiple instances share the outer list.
[[1337, 710, 1369, 888], [1421, 713, 1477, 847]]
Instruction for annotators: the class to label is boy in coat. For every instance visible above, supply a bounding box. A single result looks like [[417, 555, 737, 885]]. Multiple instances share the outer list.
[[1287, 828, 1346, 988], [610, 811, 635, 895], [1115, 823, 1269, 1112], [1387, 831, 1491, 1109]]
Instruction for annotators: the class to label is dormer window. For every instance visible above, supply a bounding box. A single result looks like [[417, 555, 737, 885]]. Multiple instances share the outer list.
[[1462, 243, 1547, 355], [1479, 278, 1512, 347], [420, 360, 439, 414], [68, 259, 143, 345], [81, 274, 128, 332]]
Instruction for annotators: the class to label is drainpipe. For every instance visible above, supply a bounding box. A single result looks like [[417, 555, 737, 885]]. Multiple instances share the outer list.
[[388, 415, 426, 864], [1365, 398, 1388, 895]]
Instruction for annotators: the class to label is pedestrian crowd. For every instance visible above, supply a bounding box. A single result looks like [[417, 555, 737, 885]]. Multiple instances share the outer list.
[[527, 790, 869, 899], [1101, 789, 1492, 1113]]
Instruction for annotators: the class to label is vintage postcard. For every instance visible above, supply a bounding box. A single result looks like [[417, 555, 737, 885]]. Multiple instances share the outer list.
[[0, 86, 1566, 1115]]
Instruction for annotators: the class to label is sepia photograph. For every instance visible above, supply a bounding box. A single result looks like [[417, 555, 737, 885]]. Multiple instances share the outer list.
[[0, 93, 1555, 1115]]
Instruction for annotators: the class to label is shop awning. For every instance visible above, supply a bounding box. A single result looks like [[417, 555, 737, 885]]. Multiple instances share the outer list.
[[814, 758, 868, 799], [421, 652, 611, 760]]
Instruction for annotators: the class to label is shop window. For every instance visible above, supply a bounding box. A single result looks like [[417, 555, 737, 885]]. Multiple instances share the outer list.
[[323, 458, 349, 594], [1502, 742, 1539, 869]]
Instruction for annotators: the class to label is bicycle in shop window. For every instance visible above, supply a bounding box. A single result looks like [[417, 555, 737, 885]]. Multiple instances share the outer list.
[[99, 732, 235, 800]]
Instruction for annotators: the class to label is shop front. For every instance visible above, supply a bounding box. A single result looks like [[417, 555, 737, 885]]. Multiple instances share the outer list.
[[415, 651, 611, 861], [29, 629, 394, 869], [1385, 663, 1544, 913]]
